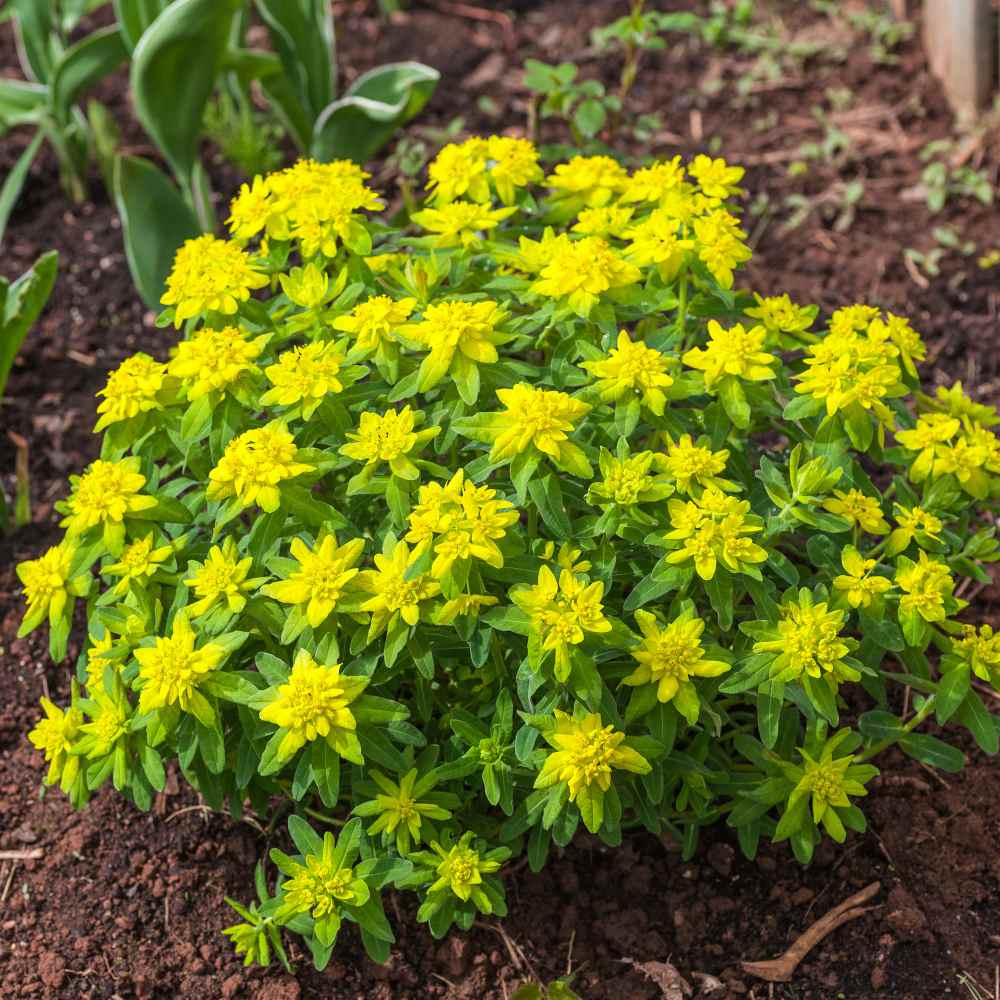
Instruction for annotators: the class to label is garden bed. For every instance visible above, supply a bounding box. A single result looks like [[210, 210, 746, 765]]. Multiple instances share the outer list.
[[1, 2, 998, 998]]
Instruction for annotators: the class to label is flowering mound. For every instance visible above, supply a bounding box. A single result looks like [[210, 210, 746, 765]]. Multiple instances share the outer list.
[[19, 140, 1000, 967]]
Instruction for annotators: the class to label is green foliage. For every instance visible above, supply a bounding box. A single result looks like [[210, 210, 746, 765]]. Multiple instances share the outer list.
[[2, 0, 439, 301], [18, 139, 1000, 967], [919, 141, 994, 215]]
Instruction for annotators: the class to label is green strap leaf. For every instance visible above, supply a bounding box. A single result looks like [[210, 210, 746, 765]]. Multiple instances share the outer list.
[[0, 130, 45, 249], [311, 61, 439, 164], [114, 0, 170, 52], [50, 26, 129, 125], [130, 0, 242, 186], [112, 154, 201, 309], [0, 250, 58, 398], [0, 79, 47, 133], [10, 0, 62, 83], [255, 0, 335, 122]]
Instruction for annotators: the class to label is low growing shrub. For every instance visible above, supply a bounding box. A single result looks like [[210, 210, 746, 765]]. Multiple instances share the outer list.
[[19, 139, 1000, 968]]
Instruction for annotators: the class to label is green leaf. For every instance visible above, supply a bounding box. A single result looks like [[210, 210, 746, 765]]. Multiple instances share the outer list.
[[10, 0, 61, 83], [935, 666, 970, 725], [312, 62, 439, 164], [0, 250, 58, 399], [0, 130, 45, 249], [858, 709, 903, 742], [114, 0, 170, 52], [0, 79, 47, 131], [955, 692, 999, 755], [899, 732, 965, 773], [255, 0, 334, 124], [112, 155, 201, 309], [757, 680, 784, 749], [528, 474, 572, 540], [50, 26, 128, 125], [130, 0, 242, 186], [717, 376, 750, 429]]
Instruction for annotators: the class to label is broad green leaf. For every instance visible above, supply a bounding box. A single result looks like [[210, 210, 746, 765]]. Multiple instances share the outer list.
[[0, 79, 47, 132], [112, 154, 201, 309], [50, 26, 128, 125], [131, 0, 242, 186], [955, 691, 999, 755], [899, 732, 965, 773], [312, 62, 439, 165]]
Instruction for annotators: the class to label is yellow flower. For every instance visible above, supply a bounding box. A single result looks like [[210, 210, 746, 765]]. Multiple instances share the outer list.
[[753, 592, 855, 683], [429, 832, 503, 907], [688, 154, 744, 199], [354, 768, 452, 854], [510, 565, 611, 678], [77, 685, 130, 758], [620, 157, 686, 204], [402, 299, 509, 393], [745, 293, 815, 342], [274, 830, 369, 937], [426, 138, 491, 204], [262, 159, 383, 256], [832, 547, 891, 608], [262, 533, 365, 629], [340, 406, 439, 480], [531, 236, 641, 317], [17, 540, 86, 633], [886, 504, 944, 556], [207, 424, 313, 513], [226, 175, 280, 243], [103, 532, 174, 596], [624, 609, 729, 722], [161, 234, 268, 326], [545, 155, 628, 209], [61, 457, 156, 545], [84, 632, 119, 689], [656, 434, 735, 494], [259, 649, 368, 762], [355, 540, 441, 636], [572, 205, 634, 236], [332, 295, 416, 363], [534, 710, 650, 831], [482, 383, 592, 475], [134, 612, 225, 719], [822, 489, 889, 534], [486, 135, 542, 203], [169, 325, 267, 399], [410, 201, 516, 247], [896, 552, 953, 623], [692, 210, 751, 287], [278, 263, 330, 309], [94, 354, 169, 431], [587, 450, 673, 507], [664, 489, 767, 580], [622, 209, 693, 280], [953, 624, 1000, 688], [682, 320, 776, 389], [581, 330, 674, 415], [185, 538, 261, 617], [405, 470, 518, 577], [894, 413, 960, 480], [260, 342, 350, 418], [29, 696, 82, 789], [830, 304, 881, 338], [931, 381, 999, 426], [870, 313, 924, 377], [788, 739, 875, 839], [434, 593, 499, 624]]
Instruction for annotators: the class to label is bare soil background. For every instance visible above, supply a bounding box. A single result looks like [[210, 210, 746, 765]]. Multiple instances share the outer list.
[[1, 2, 998, 998]]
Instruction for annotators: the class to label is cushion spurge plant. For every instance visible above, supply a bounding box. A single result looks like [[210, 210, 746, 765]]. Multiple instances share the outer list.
[[19, 139, 1000, 967]]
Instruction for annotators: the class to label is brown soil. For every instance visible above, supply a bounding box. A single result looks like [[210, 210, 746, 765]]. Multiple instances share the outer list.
[[2, 2, 999, 998]]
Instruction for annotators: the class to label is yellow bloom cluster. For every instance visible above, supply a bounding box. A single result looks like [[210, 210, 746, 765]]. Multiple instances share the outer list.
[[170, 325, 267, 399], [427, 135, 543, 205], [896, 411, 1000, 499], [581, 330, 674, 414], [664, 487, 766, 579], [95, 353, 169, 431], [405, 470, 519, 577], [207, 424, 313, 512], [511, 565, 611, 677]]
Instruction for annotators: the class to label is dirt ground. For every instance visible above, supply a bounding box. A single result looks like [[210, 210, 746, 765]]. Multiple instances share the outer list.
[[1, 2, 998, 998]]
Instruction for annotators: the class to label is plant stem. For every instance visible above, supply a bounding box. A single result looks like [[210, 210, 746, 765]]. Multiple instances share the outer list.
[[856, 694, 936, 763]]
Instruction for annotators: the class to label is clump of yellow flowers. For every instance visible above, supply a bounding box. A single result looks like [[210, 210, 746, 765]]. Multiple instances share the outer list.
[[19, 140, 1000, 968]]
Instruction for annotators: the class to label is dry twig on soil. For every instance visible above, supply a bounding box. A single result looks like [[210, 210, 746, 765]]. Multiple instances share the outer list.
[[742, 881, 881, 983]]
